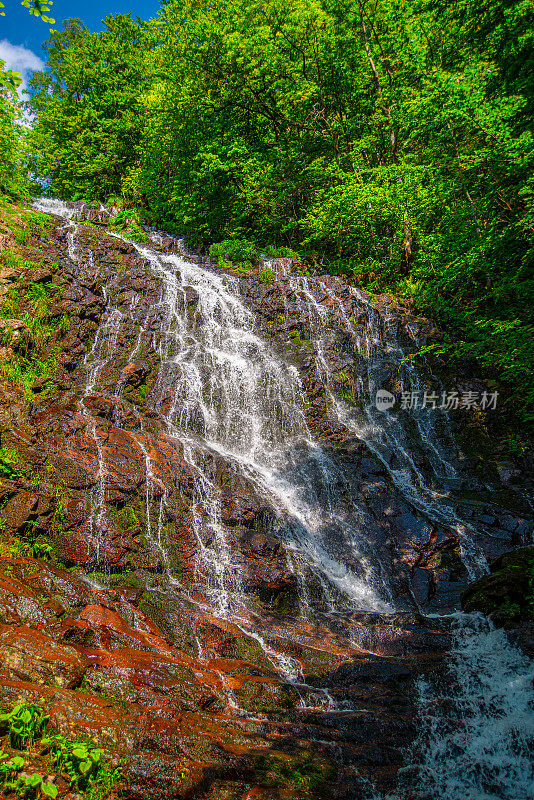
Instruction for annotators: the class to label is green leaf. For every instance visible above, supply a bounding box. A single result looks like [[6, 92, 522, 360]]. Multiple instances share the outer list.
[[78, 759, 92, 775], [72, 746, 88, 759], [25, 773, 42, 787], [41, 781, 58, 798]]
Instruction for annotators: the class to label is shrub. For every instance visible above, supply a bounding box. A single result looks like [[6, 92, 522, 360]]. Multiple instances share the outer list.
[[264, 245, 300, 260], [108, 210, 148, 243], [209, 238, 259, 263], [0, 447, 23, 480]]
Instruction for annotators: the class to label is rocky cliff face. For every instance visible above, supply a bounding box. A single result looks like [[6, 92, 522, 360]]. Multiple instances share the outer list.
[[0, 199, 532, 800]]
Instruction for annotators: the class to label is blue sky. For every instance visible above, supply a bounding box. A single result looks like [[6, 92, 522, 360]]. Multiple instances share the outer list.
[[1, 0, 160, 96]]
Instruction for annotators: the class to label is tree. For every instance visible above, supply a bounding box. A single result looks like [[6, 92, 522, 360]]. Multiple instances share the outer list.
[[0, 0, 55, 92], [27, 0, 534, 424], [0, 0, 54, 23], [0, 60, 24, 194], [28, 15, 151, 200]]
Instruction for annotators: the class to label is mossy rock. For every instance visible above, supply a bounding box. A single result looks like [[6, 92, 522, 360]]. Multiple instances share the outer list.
[[254, 750, 336, 798], [116, 505, 141, 531], [461, 546, 534, 625], [235, 679, 301, 714]]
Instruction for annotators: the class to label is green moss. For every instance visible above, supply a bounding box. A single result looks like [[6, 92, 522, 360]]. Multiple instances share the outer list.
[[461, 547, 534, 623], [14, 228, 32, 245], [20, 210, 53, 237], [0, 447, 24, 481], [107, 570, 143, 589], [0, 270, 67, 399], [255, 751, 336, 798], [274, 590, 296, 615], [116, 506, 140, 531], [107, 211, 148, 243], [137, 380, 149, 404]]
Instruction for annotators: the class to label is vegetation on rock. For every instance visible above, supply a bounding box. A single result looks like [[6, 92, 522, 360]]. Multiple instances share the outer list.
[[461, 546, 534, 625], [0, 701, 121, 800], [0, 0, 532, 427], [0, 0, 532, 795]]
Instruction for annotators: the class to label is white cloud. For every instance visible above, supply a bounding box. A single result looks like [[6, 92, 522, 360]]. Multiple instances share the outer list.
[[0, 39, 44, 100]]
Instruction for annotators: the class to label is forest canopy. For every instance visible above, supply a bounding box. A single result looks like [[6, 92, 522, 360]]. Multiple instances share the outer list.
[[2, 0, 533, 424]]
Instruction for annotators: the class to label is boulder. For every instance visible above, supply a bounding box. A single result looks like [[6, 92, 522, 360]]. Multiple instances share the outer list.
[[0, 625, 88, 688]]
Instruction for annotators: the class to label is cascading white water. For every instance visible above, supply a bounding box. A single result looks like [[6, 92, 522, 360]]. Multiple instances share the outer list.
[[283, 272, 489, 579], [33, 199, 534, 789], [397, 613, 534, 800], [81, 300, 124, 562], [36, 197, 127, 566], [134, 241, 391, 614], [33, 198, 392, 611]]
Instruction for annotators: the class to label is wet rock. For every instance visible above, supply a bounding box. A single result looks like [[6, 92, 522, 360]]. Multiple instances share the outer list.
[[2, 491, 38, 531], [0, 625, 88, 688], [0, 198, 531, 800], [19, 267, 53, 286], [235, 530, 298, 596], [0, 572, 49, 626], [125, 751, 196, 800], [119, 361, 151, 389]]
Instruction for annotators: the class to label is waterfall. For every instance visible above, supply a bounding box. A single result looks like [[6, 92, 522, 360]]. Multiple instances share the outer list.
[[282, 272, 490, 579], [131, 240, 391, 614], [32, 198, 533, 797], [398, 614, 534, 800]]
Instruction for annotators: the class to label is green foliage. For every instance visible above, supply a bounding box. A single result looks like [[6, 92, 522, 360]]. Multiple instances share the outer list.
[[0, 750, 25, 790], [265, 245, 301, 260], [47, 736, 122, 799], [9, 516, 55, 562], [41, 780, 59, 798], [257, 751, 335, 797], [108, 211, 148, 243], [13, 227, 31, 245], [27, 16, 151, 201], [258, 267, 275, 284], [0, 703, 49, 749], [21, 210, 53, 237], [1, 353, 57, 398], [0, 760, 59, 800], [0, 702, 121, 800], [116, 505, 139, 531], [27, 0, 534, 428], [0, 268, 67, 399], [0, 446, 23, 480], [231, 260, 255, 275], [0, 63, 26, 197], [51, 741, 103, 788], [20, 0, 55, 24], [137, 380, 148, 404], [209, 239, 259, 263], [214, 256, 233, 271]]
